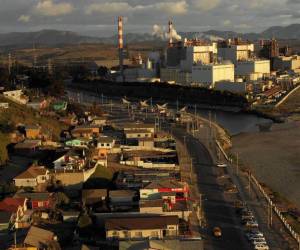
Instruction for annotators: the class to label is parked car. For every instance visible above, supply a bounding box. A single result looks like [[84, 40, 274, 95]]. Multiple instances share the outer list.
[[254, 244, 269, 250], [216, 163, 227, 168], [252, 238, 267, 245], [245, 219, 259, 227]]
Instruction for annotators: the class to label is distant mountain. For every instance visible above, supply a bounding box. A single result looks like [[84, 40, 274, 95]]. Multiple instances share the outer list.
[[0, 30, 102, 47], [1, 24, 300, 47], [260, 24, 300, 39]]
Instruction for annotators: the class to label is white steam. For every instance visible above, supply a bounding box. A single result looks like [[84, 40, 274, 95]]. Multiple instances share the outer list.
[[152, 24, 182, 41]]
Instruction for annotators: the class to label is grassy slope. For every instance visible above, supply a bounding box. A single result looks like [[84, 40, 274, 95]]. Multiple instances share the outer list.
[[0, 95, 66, 162]]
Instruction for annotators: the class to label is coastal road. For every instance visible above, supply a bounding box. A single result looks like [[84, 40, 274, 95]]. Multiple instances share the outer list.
[[172, 126, 251, 250]]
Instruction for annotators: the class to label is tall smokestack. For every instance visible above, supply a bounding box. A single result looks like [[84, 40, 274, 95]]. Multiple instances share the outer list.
[[168, 20, 173, 47], [118, 16, 124, 81]]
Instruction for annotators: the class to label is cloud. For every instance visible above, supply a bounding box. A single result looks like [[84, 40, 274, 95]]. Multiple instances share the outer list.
[[222, 19, 231, 26], [35, 0, 74, 16], [85, 2, 131, 15], [192, 0, 220, 11], [85, 1, 188, 15], [18, 15, 31, 23]]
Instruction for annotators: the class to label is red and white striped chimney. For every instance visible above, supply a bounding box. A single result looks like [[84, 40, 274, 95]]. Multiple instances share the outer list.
[[168, 20, 173, 47], [118, 16, 123, 49]]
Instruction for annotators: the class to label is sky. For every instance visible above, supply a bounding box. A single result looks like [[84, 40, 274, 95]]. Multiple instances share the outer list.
[[1, 0, 300, 36]]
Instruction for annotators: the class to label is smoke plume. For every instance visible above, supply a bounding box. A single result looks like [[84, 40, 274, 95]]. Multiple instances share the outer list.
[[152, 24, 181, 41]]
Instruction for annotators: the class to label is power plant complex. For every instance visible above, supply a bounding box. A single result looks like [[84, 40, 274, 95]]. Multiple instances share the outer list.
[[115, 18, 276, 95]]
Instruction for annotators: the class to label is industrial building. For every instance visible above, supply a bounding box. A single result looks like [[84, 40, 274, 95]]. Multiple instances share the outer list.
[[273, 55, 300, 72], [217, 38, 254, 63], [160, 68, 191, 85], [192, 62, 235, 87], [235, 60, 270, 77], [166, 39, 218, 72]]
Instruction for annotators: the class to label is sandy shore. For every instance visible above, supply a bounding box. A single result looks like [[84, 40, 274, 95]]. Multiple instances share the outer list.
[[232, 120, 300, 209]]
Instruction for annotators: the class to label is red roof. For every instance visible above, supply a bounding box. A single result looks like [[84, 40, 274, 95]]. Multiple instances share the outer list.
[[0, 197, 26, 212]]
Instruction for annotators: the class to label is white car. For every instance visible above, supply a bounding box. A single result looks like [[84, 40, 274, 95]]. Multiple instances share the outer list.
[[252, 238, 267, 245], [245, 220, 259, 227], [216, 163, 227, 168], [254, 243, 269, 250]]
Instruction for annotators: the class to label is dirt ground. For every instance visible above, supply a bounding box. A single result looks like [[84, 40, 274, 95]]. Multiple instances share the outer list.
[[232, 120, 300, 209]]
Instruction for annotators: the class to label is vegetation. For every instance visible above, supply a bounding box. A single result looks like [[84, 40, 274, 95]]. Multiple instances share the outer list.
[[72, 80, 249, 108], [83, 165, 114, 189], [0, 133, 10, 165]]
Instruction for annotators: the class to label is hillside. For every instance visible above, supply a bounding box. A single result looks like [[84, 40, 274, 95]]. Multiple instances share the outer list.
[[0, 95, 66, 164], [2, 24, 300, 48]]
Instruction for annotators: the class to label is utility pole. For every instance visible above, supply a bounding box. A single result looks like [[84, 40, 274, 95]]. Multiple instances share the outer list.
[[248, 171, 251, 196], [236, 152, 239, 175], [176, 99, 179, 112], [190, 158, 193, 184], [8, 53, 12, 76], [199, 193, 203, 227]]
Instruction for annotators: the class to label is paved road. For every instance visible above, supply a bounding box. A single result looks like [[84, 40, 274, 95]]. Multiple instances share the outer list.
[[172, 126, 251, 250]]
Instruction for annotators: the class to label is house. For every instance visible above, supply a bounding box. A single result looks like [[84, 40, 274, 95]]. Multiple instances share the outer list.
[[91, 117, 107, 126], [0, 211, 13, 232], [65, 138, 90, 148], [115, 170, 179, 189], [25, 125, 41, 139], [14, 192, 54, 210], [72, 125, 100, 139], [52, 101, 68, 111], [24, 226, 59, 249], [0, 102, 9, 109], [3, 90, 29, 104], [139, 199, 192, 221], [82, 189, 107, 206], [125, 129, 153, 140], [0, 197, 27, 228], [59, 115, 78, 126], [140, 180, 188, 201], [14, 139, 42, 155], [105, 215, 179, 240], [53, 149, 87, 170], [109, 190, 136, 204], [97, 136, 115, 149], [138, 138, 155, 149], [123, 123, 155, 134], [119, 239, 204, 250], [27, 99, 49, 110], [14, 165, 50, 188]]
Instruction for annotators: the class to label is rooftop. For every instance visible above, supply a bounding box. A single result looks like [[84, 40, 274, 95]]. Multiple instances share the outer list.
[[14, 192, 52, 201], [105, 215, 178, 231], [144, 180, 185, 190], [0, 197, 26, 213], [24, 226, 55, 248], [14, 165, 48, 180]]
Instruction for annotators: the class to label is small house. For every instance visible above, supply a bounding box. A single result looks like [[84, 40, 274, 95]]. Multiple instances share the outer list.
[[14, 139, 42, 155], [14, 192, 54, 210], [105, 215, 179, 240], [24, 226, 59, 249], [14, 165, 50, 188], [65, 138, 90, 148], [0, 197, 27, 228], [72, 125, 100, 139], [25, 125, 41, 139]]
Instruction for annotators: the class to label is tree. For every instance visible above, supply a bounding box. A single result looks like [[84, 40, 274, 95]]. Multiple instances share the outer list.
[[97, 66, 108, 78]]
